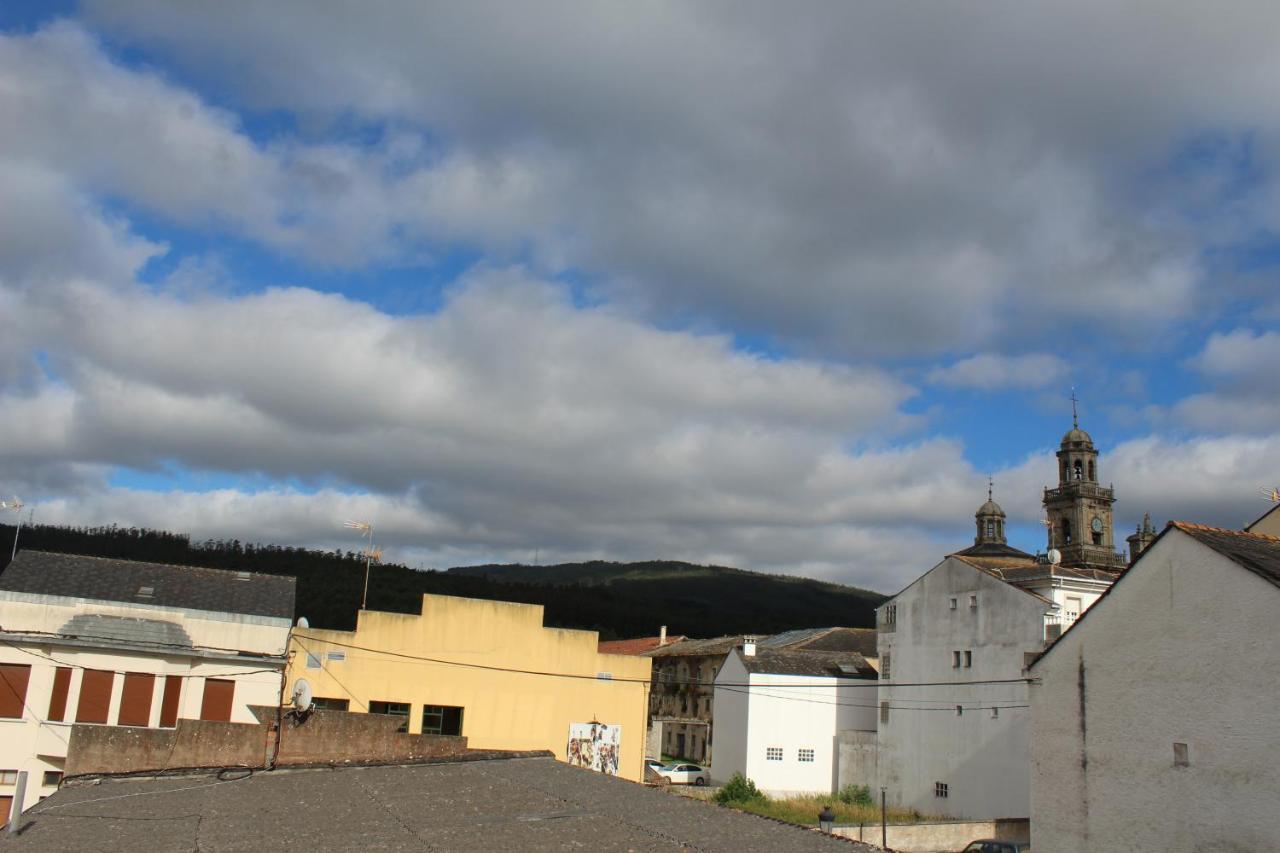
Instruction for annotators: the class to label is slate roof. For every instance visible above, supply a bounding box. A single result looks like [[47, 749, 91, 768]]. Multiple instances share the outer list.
[[645, 634, 744, 658], [0, 551, 295, 620], [739, 649, 877, 679], [13, 756, 870, 852], [951, 541, 1036, 560], [1172, 522, 1280, 589], [758, 627, 877, 657], [598, 635, 688, 656]]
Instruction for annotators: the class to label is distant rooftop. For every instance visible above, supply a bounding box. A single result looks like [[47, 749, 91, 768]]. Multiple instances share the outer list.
[[597, 635, 688, 656], [14, 756, 869, 852], [739, 649, 878, 679], [0, 551, 295, 620], [1171, 521, 1280, 589]]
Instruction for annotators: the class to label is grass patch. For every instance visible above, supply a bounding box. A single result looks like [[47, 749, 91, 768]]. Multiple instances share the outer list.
[[716, 787, 925, 827]]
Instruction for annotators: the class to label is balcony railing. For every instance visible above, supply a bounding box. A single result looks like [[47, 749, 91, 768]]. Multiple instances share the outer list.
[[1043, 482, 1114, 501]]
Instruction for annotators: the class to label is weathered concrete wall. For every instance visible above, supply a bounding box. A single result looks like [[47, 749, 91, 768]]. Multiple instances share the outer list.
[[834, 817, 1029, 852], [1030, 529, 1280, 853], [836, 729, 876, 790], [66, 707, 468, 776]]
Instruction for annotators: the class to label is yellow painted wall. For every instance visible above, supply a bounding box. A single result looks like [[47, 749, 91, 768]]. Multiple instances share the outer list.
[[286, 594, 651, 781]]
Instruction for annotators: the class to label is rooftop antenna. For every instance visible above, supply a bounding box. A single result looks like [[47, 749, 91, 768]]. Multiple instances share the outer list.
[[1, 498, 24, 562], [1070, 387, 1079, 428], [343, 520, 380, 610], [1259, 486, 1280, 503]]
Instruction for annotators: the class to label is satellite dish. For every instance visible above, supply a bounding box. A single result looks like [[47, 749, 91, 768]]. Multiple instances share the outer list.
[[296, 616, 309, 628], [291, 678, 313, 713], [1047, 548, 1062, 565]]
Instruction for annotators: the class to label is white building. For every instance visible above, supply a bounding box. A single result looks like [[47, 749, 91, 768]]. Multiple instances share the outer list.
[[1029, 522, 1280, 852], [0, 551, 295, 816], [711, 640, 877, 796], [877, 428, 1126, 820]]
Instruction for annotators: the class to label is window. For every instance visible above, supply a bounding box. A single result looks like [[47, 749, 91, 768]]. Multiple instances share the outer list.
[[952, 651, 961, 668], [765, 747, 783, 761], [880, 652, 890, 680], [136, 585, 154, 599], [421, 705, 464, 736], [991, 707, 999, 719], [0, 771, 16, 785], [596, 672, 613, 680], [935, 781, 949, 798], [369, 700, 410, 733], [956, 705, 963, 716], [305, 652, 322, 670], [881, 604, 897, 628], [75, 670, 114, 724], [158, 676, 182, 728], [969, 594, 977, 609], [1174, 742, 1189, 768], [1064, 596, 1082, 622], [963, 650, 972, 668], [949, 598, 957, 610], [199, 679, 235, 722], [118, 672, 155, 727], [312, 697, 350, 711], [46, 667, 72, 723], [41, 772, 62, 788], [0, 664, 31, 719], [325, 651, 346, 663], [798, 749, 815, 763], [880, 701, 890, 724]]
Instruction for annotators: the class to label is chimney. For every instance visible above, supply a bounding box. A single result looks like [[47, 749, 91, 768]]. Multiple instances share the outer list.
[[743, 636, 757, 657], [659, 625, 668, 646]]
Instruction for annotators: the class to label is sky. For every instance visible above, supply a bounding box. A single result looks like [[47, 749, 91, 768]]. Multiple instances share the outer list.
[[1, 2, 1279, 594]]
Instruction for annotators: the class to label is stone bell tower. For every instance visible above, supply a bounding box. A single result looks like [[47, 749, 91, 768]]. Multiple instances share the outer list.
[[1042, 395, 1127, 573]]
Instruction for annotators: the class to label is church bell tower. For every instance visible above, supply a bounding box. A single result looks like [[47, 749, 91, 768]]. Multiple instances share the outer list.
[[1042, 396, 1127, 573]]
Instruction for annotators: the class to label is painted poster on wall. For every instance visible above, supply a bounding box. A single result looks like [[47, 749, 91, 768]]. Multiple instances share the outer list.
[[566, 721, 622, 776]]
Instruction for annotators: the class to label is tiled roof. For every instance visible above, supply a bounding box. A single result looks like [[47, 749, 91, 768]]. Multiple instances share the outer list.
[[1171, 521, 1280, 589], [597, 635, 687, 655], [0, 551, 295, 619], [739, 649, 877, 679], [951, 541, 1035, 560], [645, 635, 743, 658], [759, 626, 877, 656], [17, 756, 870, 852]]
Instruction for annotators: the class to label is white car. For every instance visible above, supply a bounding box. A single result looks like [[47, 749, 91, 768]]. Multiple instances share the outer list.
[[656, 762, 710, 786], [644, 758, 665, 775]]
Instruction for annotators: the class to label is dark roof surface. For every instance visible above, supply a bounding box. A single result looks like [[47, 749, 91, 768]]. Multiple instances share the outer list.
[[645, 635, 743, 658], [14, 757, 870, 852], [1173, 522, 1280, 589], [0, 551, 295, 620], [759, 627, 878, 656], [951, 541, 1036, 560], [739, 649, 877, 679]]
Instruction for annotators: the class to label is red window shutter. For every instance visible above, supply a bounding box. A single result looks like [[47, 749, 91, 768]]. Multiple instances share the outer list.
[[47, 667, 72, 722], [118, 673, 155, 727], [75, 670, 114, 724], [0, 664, 31, 719], [199, 679, 235, 722], [159, 675, 182, 728]]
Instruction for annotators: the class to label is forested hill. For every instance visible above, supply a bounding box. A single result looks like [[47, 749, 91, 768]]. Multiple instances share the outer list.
[[0, 523, 885, 638]]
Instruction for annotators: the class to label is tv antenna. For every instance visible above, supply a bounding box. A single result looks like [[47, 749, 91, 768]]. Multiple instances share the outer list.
[[291, 678, 314, 714], [1, 498, 24, 562], [1259, 486, 1280, 503], [343, 520, 380, 610]]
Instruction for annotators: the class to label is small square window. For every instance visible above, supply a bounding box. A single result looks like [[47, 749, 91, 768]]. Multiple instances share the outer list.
[[596, 672, 613, 680], [934, 781, 948, 798], [991, 707, 999, 719], [1174, 742, 1189, 767], [422, 704, 464, 736], [952, 650, 961, 668], [766, 747, 783, 761], [136, 586, 154, 599], [956, 705, 963, 716], [949, 598, 957, 610], [798, 749, 815, 762], [0, 770, 16, 785], [963, 650, 972, 668], [305, 652, 322, 669], [325, 651, 346, 663], [42, 771, 62, 787], [969, 594, 977, 608], [880, 702, 890, 724]]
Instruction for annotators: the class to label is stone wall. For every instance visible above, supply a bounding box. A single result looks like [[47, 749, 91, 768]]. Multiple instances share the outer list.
[[835, 729, 876, 790], [65, 707, 468, 776], [834, 818, 1030, 852]]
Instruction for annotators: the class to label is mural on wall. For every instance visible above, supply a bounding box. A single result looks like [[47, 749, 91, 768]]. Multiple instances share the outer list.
[[566, 721, 621, 775]]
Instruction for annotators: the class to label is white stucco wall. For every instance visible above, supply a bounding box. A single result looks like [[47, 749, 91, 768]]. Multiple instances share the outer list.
[[712, 649, 876, 796], [877, 557, 1050, 819], [0, 594, 289, 813], [1029, 529, 1280, 852]]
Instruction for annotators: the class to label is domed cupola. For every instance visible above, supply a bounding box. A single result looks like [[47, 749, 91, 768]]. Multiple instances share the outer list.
[[975, 479, 1007, 545]]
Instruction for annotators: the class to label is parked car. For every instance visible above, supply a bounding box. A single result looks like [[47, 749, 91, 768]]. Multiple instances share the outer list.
[[644, 758, 665, 775], [959, 841, 1030, 853], [656, 762, 710, 786]]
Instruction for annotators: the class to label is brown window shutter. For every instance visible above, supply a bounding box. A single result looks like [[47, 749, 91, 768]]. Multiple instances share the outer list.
[[75, 670, 114, 724], [199, 679, 235, 722], [118, 673, 155, 727], [47, 667, 72, 722], [0, 664, 31, 719], [159, 675, 182, 728]]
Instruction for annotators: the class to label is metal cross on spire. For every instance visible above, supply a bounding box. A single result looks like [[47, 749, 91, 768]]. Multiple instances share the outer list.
[[1070, 387, 1079, 428], [988, 476, 993, 501]]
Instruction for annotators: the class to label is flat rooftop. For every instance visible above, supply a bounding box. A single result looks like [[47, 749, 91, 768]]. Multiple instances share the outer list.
[[10, 755, 870, 852]]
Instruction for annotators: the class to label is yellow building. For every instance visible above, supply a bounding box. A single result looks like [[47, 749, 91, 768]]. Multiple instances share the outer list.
[[286, 594, 651, 781]]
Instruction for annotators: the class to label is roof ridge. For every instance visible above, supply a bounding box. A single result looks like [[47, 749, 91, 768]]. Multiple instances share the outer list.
[[17, 550, 280, 578], [1171, 521, 1280, 543]]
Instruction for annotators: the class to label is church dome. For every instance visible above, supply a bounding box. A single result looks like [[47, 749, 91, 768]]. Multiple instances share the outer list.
[[1061, 426, 1093, 446], [976, 498, 1006, 518]]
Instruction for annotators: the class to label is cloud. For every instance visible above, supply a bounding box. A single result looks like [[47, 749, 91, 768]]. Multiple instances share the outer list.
[[927, 353, 1071, 391], [1161, 329, 1280, 433]]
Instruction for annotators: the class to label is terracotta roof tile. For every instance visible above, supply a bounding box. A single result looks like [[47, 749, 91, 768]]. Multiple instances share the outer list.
[[597, 636, 687, 655]]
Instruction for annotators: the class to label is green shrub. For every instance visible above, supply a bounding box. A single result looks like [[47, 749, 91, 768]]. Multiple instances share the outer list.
[[837, 784, 872, 807], [714, 772, 765, 804]]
